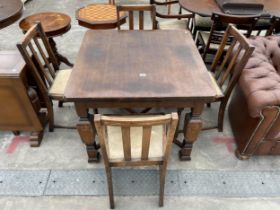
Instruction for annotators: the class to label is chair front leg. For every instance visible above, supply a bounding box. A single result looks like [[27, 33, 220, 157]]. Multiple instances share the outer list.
[[159, 164, 167, 207], [105, 166, 115, 209]]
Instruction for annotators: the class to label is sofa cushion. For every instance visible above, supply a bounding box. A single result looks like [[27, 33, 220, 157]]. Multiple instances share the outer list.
[[239, 35, 280, 118]]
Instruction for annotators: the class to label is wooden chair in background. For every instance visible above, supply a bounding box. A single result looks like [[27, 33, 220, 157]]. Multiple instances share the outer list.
[[266, 16, 280, 36], [203, 25, 255, 131], [117, 4, 157, 30], [17, 23, 73, 132], [94, 113, 178, 208], [150, 0, 194, 30], [196, 13, 259, 62]]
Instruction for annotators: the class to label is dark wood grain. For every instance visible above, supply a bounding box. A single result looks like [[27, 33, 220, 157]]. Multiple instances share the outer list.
[[65, 30, 216, 102], [179, 0, 280, 17], [0, 0, 23, 29]]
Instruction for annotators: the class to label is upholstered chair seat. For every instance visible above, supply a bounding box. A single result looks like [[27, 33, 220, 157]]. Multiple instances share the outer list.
[[106, 125, 164, 160], [49, 69, 72, 99]]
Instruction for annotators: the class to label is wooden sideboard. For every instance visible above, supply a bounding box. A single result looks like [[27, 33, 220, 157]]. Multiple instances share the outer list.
[[0, 51, 46, 146]]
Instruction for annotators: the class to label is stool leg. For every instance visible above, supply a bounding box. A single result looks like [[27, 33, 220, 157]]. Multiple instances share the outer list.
[[49, 38, 74, 68]]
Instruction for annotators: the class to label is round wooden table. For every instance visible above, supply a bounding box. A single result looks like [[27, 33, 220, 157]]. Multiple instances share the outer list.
[[179, 0, 280, 17], [76, 4, 126, 29], [0, 0, 23, 29], [19, 12, 73, 67]]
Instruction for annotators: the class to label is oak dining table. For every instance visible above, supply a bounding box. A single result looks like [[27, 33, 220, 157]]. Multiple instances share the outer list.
[[64, 29, 219, 163], [179, 0, 280, 17]]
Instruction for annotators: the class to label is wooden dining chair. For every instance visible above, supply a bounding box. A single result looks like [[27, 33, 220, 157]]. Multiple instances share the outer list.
[[117, 4, 157, 30], [17, 22, 73, 132], [197, 13, 259, 62], [150, 0, 194, 30], [266, 16, 280, 36], [203, 25, 254, 131], [94, 113, 178, 208]]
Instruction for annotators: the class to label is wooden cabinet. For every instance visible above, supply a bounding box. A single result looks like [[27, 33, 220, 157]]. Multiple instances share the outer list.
[[0, 51, 45, 147]]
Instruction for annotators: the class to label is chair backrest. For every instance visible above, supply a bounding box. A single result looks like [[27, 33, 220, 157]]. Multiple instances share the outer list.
[[266, 16, 280, 36], [17, 22, 59, 97], [150, 0, 194, 20], [202, 12, 259, 60], [211, 12, 259, 37], [94, 113, 178, 167], [210, 25, 254, 101], [117, 4, 157, 30]]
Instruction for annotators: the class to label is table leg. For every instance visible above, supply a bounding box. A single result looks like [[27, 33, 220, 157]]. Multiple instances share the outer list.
[[179, 104, 204, 161], [76, 104, 100, 163], [49, 38, 74, 68]]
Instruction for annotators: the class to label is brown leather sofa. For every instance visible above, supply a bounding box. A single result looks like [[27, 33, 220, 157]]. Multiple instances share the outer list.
[[229, 35, 280, 160]]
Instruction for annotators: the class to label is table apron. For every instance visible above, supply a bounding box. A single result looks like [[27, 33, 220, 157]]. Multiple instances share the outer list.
[[74, 100, 208, 117]]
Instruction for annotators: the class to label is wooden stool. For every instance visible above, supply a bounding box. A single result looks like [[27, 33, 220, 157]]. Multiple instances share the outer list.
[[19, 12, 73, 68], [76, 4, 127, 29]]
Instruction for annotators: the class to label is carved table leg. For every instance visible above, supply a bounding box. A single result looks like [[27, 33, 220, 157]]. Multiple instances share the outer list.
[[76, 104, 100, 163], [77, 117, 100, 163], [49, 38, 73, 67], [179, 104, 204, 161]]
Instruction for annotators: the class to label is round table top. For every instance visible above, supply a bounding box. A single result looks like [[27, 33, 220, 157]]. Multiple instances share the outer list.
[[76, 4, 126, 29], [179, 0, 280, 17], [0, 0, 23, 29], [19, 12, 71, 37]]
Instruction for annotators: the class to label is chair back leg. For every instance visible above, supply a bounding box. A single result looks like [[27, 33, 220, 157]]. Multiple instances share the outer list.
[[105, 166, 115, 209], [159, 164, 167, 207], [217, 100, 227, 132], [47, 104, 54, 132]]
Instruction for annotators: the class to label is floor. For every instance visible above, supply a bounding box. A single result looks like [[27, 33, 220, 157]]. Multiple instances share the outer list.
[[0, 0, 280, 209]]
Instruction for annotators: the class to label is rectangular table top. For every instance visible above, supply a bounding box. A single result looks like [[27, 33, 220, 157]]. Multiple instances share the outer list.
[[64, 30, 217, 103]]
